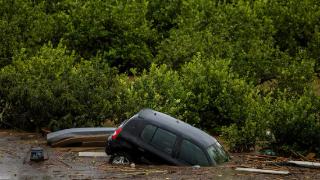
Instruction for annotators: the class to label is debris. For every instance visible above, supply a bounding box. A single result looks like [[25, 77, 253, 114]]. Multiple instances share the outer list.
[[287, 161, 320, 168], [306, 153, 316, 160], [30, 147, 44, 162], [57, 158, 71, 168], [47, 127, 115, 144], [289, 149, 308, 161], [0, 148, 17, 157], [235, 168, 290, 175], [41, 127, 51, 136], [260, 149, 276, 156], [78, 152, 107, 157], [54, 147, 104, 152], [50, 134, 107, 147], [246, 154, 277, 159], [130, 163, 135, 168], [47, 127, 115, 147]]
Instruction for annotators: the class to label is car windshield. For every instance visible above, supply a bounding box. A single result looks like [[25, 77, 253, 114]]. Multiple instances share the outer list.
[[207, 142, 229, 165]]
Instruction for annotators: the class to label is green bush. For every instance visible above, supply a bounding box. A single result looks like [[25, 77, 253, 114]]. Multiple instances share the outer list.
[[62, 0, 155, 72], [269, 91, 320, 153], [221, 94, 273, 152], [113, 54, 256, 134], [0, 43, 119, 130], [146, 0, 182, 38], [156, 0, 278, 83], [0, 0, 57, 68], [222, 90, 320, 153], [112, 63, 186, 124], [180, 54, 254, 130]]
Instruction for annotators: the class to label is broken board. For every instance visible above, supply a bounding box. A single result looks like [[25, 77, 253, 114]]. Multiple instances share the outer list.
[[288, 161, 320, 168], [235, 168, 290, 175], [78, 152, 107, 157]]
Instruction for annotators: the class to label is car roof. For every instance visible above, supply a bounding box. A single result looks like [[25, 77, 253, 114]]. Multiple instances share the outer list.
[[136, 109, 217, 148]]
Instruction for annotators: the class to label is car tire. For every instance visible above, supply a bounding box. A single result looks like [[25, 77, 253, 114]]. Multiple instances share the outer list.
[[109, 152, 133, 165]]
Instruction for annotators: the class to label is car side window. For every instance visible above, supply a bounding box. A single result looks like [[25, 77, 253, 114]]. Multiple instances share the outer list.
[[150, 128, 177, 155], [178, 140, 209, 166], [141, 124, 157, 143]]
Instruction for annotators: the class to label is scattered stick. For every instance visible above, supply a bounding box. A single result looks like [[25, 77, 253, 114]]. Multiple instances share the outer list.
[[245, 154, 278, 160], [57, 159, 71, 168], [289, 150, 308, 161], [235, 168, 290, 175]]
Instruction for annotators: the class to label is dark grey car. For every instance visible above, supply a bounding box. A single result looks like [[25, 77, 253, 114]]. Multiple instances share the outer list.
[[105, 109, 229, 166]]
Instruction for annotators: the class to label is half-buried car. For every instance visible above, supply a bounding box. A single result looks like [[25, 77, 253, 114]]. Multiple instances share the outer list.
[[105, 109, 229, 166]]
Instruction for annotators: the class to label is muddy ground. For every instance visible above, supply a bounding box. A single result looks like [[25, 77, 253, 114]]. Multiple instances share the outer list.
[[0, 130, 319, 180]]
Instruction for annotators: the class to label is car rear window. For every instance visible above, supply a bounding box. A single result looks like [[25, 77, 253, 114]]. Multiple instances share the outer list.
[[178, 140, 209, 166], [150, 128, 177, 155], [119, 114, 136, 128], [207, 142, 229, 165]]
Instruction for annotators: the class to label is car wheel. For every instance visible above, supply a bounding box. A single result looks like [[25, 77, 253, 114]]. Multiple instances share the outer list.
[[109, 152, 132, 165]]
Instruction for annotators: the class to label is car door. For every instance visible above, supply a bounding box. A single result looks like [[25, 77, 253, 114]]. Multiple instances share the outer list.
[[176, 139, 210, 166], [138, 124, 182, 165]]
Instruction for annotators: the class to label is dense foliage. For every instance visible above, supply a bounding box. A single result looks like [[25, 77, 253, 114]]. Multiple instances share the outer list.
[[0, 44, 120, 131], [0, 0, 319, 155]]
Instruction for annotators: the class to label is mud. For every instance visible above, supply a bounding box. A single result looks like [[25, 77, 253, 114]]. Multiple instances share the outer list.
[[0, 130, 319, 180]]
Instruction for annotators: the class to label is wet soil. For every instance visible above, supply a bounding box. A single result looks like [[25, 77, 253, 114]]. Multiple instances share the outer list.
[[0, 130, 319, 180]]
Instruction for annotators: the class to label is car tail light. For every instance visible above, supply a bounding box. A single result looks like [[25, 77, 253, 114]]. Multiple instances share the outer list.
[[111, 127, 122, 140]]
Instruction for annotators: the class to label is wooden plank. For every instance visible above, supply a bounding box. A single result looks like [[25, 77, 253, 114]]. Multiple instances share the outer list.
[[235, 168, 290, 175], [288, 161, 320, 168], [78, 152, 107, 157]]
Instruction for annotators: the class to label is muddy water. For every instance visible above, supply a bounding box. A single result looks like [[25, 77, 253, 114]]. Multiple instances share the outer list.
[[0, 130, 319, 180]]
